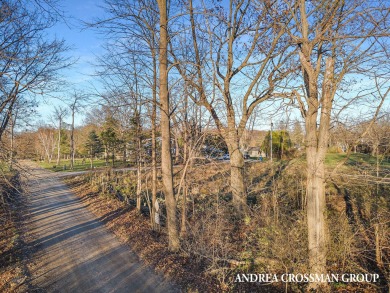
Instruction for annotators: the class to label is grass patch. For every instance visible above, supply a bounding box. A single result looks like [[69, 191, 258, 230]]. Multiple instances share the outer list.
[[288, 152, 389, 169], [0, 161, 11, 174], [325, 153, 390, 168], [39, 159, 130, 172]]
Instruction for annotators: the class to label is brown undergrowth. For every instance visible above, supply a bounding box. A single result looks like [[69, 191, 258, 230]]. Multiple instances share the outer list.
[[0, 173, 30, 293], [64, 159, 389, 292], [64, 162, 288, 292]]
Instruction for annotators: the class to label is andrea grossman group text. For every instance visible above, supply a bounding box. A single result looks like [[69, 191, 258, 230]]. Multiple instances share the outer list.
[[234, 273, 380, 283]]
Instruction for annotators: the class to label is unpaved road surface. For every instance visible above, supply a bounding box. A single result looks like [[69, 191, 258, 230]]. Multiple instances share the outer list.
[[23, 162, 177, 293]]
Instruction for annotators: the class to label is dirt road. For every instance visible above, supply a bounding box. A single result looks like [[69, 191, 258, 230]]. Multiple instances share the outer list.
[[23, 163, 177, 293]]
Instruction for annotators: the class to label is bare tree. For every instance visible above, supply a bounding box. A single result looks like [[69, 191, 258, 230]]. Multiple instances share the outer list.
[[172, 0, 292, 213], [68, 92, 88, 169], [37, 126, 56, 163], [0, 1, 71, 141], [157, 0, 180, 251], [53, 106, 68, 166], [90, 0, 165, 229], [282, 0, 390, 288]]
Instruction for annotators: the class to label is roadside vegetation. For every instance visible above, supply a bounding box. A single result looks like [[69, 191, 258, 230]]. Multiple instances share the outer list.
[[0, 170, 29, 292], [39, 152, 390, 172], [325, 153, 390, 168], [39, 158, 129, 172], [64, 153, 390, 292]]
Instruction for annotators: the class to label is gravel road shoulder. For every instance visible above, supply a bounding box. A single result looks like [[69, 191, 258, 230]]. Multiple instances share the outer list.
[[23, 162, 177, 293]]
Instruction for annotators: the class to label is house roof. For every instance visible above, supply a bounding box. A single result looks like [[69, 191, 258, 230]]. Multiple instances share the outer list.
[[248, 146, 261, 152]]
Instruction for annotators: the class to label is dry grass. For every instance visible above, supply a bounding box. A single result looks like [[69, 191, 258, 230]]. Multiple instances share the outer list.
[[0, 175, 30, 293], [64, 159, 389, 292]]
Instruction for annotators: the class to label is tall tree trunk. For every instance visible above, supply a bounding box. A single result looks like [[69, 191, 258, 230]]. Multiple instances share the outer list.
[[306, 149, 327, 281], [136, 161, 142, 212], [151, 51, 158, 229], [305, 57, 334, 290], [70, 108, 75, 169], [174, 134, 180, 164], [9, 112, 15, 170], [183, 131, 188, 163], [157, 0, 180, 251], [180, 185, 187, 237], [227, 116, 247, 213], [306, 115, 328, 288], [123, 141, 127, 164], [183, 94, 188, 166], [136, 129, 142, 213], [56, 120, 61, 165], [228, 139, 247, 214], [0, 92, 18, 141], [90, 144, 94, 169], [280, 135, 284, 159], [104, 146, 108, 164], [181, 95, 189, 236]]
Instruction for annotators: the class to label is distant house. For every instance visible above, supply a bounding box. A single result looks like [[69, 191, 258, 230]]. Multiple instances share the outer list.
[[247, 147, 266, 158], [201, 146, 224, 157]]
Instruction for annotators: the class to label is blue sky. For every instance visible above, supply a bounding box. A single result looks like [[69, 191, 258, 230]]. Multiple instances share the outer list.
[[32, 0, 389, 131], [54, 0, 106, 84], [36, 0, 106, 127]]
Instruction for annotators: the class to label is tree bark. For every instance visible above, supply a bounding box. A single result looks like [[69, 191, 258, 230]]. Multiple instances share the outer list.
[[9, 112, 16, 170], [136, 130, 142, 213], [90, 145, 94, 169], [226, 112, 247, 213], [228, 138, 247, 214], [70, 107, 75, 169], [157, 0, 180, 251], [304, 57, 334, 290], [151, 50, 158, 230], [180, 186, 187, 237], [306, 151, 327, 280], [174, 134, 180, 164], [56, 119, 61, 165]]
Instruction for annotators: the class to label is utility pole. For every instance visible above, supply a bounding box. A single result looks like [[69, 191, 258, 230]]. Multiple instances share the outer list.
[[270, 121, 273, 162]]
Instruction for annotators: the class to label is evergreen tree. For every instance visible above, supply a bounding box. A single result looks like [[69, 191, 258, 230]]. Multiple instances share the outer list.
[[262, 130, 292, 159], [85, 130, 102, 168], [59, 129, 70, 158], [100, 127, 118, 166]]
